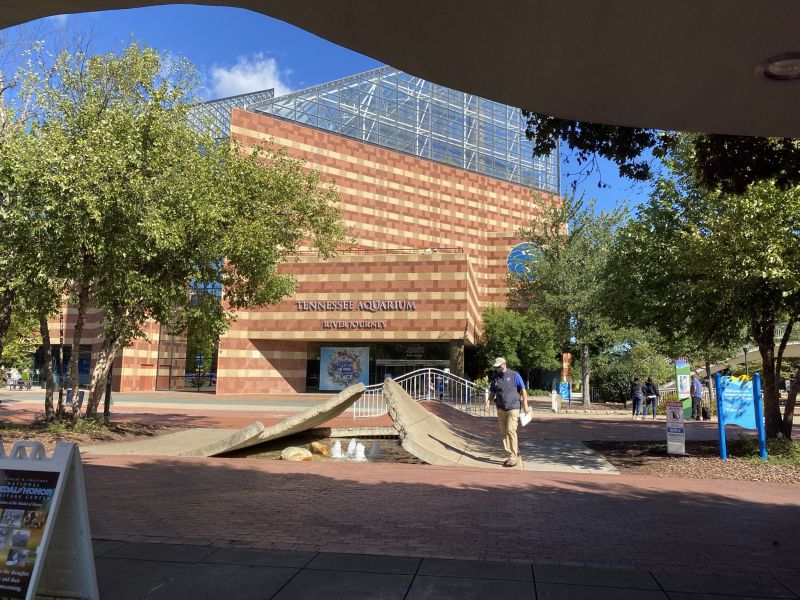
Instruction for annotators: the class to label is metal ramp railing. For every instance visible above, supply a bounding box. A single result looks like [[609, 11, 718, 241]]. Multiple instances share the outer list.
[[353, 368, 490, 418]]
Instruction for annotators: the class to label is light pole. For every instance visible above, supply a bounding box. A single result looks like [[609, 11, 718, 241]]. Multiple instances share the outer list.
[[743, 345, 749, 376]]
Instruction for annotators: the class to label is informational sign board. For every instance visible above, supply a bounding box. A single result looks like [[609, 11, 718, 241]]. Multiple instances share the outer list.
[[715, 373, 767, 461], [319, 347, 370, 390], [666, 401, 686, 455], [674, 358, 693, 418], [717, 376, 756, 428], [0, 442, 97, 599], [558, 382, 571, 407]]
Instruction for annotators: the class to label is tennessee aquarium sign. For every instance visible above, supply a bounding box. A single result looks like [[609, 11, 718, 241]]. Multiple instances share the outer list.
[[295, 299, 417, 330]]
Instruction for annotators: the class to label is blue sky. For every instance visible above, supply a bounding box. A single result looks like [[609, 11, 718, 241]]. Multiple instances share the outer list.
[[7, 5, 650, 212]]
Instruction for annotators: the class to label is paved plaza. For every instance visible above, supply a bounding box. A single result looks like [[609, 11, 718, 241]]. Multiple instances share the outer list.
[[85, 455, 799, 599], [2, 390, 799, 598]]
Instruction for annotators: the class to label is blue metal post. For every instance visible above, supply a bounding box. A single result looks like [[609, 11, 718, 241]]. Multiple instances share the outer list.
[[752, 372, 768, 461], [715, 373, 727, 460]]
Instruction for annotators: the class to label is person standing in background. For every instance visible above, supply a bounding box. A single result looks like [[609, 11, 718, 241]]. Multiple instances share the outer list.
[[644, 377, 660, 420], [690, 373, 703, 420], [630, 377, 645, 419]]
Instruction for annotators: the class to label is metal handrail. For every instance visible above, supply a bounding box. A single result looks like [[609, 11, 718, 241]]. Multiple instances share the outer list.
[[353, 367, 492, 418]]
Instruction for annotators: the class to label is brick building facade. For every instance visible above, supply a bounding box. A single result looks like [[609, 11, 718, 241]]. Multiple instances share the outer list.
[[45, 67, 559, 395]]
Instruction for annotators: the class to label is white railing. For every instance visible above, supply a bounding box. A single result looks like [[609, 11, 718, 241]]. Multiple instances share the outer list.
[[352, 368, 487, 418]]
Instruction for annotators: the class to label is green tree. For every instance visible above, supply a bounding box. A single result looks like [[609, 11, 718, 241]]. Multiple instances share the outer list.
[[604, 143, 800, 438], [593, 342, 672, 404], [513, 194, 627, 405], [523, 112, 800, 194], [22, 43, 347, 417], [478, 305, 558, 380]]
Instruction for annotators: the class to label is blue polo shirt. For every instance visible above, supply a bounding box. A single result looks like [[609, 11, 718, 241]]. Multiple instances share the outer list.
[[490, 369, 525, 410]]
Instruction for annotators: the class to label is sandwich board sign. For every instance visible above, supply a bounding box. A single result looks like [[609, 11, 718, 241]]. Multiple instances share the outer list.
[[0, 441, 97, 599]]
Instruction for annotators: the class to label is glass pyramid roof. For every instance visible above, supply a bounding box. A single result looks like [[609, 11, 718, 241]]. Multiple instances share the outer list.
[[195, 66, 559, 193], [255, 66, 558, 193], [189, 88, 276, 140]]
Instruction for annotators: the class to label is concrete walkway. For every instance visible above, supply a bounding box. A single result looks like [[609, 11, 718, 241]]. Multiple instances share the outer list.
[[93, 538, 800, 599]]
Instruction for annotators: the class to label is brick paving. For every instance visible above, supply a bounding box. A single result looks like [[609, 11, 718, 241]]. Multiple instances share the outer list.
[[83, 453, 800, 578], [5, 389, 800, 597]]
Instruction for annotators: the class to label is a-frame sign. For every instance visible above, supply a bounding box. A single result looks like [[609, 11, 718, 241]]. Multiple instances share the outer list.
[[0, 442, 97, 599]]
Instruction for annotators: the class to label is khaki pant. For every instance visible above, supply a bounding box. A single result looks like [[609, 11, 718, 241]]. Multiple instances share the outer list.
[[497, 408, 520, 461]]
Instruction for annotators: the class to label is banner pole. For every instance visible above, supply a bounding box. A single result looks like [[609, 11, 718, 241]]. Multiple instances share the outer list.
[[752, 372, 768, 461], [715, 372, 727, 460]]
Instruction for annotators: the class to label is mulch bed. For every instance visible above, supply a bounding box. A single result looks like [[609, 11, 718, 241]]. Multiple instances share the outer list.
[[0, 421, 182, 454], [585, 440, 800, 484]]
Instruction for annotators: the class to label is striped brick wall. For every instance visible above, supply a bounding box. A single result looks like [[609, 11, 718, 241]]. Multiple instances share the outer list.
[[47, 307, 160, 393], [230, 109, 557, 307], [117, 321, 160, 392], [216, 340, 308, 394], [49, 107, 555, 395], [215, 109, 554, 394]]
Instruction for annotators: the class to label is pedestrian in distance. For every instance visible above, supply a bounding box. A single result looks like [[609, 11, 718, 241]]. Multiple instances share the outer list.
[[630, 377, 645, 419], [690, 373, 703, 420], [484, 357, 530, 468], [644, 376, 660, 420]]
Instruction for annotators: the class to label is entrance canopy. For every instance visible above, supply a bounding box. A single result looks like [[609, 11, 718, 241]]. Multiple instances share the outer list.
[[2, 1, 800, 138]]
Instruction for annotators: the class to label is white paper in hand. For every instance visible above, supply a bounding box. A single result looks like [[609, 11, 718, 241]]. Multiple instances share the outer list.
[[519, 409, 532, 427]]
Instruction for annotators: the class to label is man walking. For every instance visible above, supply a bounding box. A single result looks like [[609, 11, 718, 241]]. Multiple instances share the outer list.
[[484, 357, 530, 467], [690, 373, 703, 421]]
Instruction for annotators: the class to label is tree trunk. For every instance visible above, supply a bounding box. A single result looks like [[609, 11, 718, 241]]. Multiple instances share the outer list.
[[581, 343, 591, 406], [85, 333, 121, 418], [776, 316, 796, 438], [65, 284, 89, 404], [704, 357, 714, 402], [39, 314, 55, 419], [756, 321, 781, 438], [0, 288, 15, 362], [781, 367, 799, 439]]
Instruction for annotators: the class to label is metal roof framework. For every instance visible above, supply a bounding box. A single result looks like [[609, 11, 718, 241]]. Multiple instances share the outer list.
[[252, 66, 559, 193]]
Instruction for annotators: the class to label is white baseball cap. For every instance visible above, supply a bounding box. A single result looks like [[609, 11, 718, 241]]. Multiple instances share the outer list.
[[493, 357, 506, 367]]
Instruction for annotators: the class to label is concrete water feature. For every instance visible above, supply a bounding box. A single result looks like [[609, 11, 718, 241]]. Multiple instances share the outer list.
[[81, 383, 365, 457], [221, 430, 421, 464], [382, 378, 618, 474]]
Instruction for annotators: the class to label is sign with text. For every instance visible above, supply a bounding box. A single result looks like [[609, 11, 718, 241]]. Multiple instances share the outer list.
[[0, 470, 59, 598], [666, 401, 686, 455], [674, 358, 692, 418], [717, 376, 756, 429], [296, 300, 416, 312], [319, 347, 370, 390], [0, 442, 97, 599], [715, 373, 767, 461]]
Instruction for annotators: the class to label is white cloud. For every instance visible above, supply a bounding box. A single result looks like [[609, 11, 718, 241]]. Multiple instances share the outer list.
[[47, 14, 69, 29], [209, 54, 292, 99]]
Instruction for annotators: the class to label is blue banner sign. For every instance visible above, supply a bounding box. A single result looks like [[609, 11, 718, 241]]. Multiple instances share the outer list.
[[714, 373, 767, 461], [717, 376, 756, 429], [558, 382, 570, 405]]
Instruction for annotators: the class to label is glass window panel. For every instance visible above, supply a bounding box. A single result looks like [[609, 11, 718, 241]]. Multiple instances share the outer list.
[[339, 123, 360, 138], [378, 122, 397, 138]]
